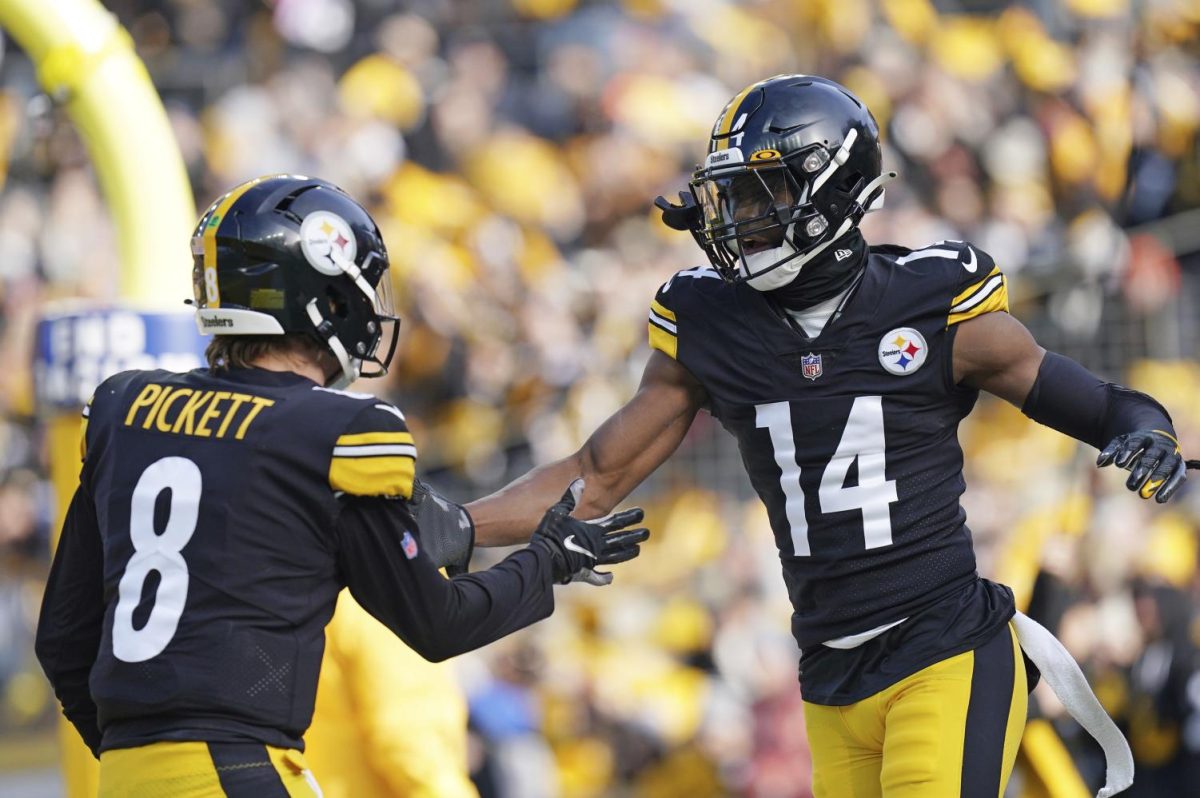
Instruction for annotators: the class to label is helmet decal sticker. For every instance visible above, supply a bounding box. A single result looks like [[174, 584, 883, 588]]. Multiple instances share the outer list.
[[300, 210, 357, 277], [705, 148, 744, 169]]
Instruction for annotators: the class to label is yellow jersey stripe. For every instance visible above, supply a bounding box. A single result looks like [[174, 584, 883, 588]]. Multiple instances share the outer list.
[[649, 322, 678, 359], [330, 454, 415, 498], [651, 299, 676, 323], [201, 178, 265, 308], [716, 80, 763, 137], [950, 265, 1001, 308], [335, 431, 416, 448], [948, 276, 1008, 326]]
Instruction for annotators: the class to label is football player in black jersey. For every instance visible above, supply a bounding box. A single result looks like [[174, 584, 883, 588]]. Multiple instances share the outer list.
[[463, 76, 1182, 797], [35, 175, 648, 797]]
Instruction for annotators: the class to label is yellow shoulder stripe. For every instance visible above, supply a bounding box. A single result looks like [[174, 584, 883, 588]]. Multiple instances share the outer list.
[[330, 455, 415, 499], [948, 268, 1008, 327], [651, 299, 676, 322], [649, 323, 678, 360], [951, 265, 1002, 308], [335, 431, 415, 448]]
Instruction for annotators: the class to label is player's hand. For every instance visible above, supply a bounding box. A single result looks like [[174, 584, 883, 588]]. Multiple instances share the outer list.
[[532, 479, 648, 585], [1097, 429, 1186, 503]]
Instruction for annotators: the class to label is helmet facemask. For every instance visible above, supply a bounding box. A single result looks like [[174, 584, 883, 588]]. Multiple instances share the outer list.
[[690, 136, 885, 292], [306, 249, 400, 390], [663, 76, 899, 295]]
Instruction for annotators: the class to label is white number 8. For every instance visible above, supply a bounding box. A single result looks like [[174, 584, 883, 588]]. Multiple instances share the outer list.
[[112, 456, 202, 663]]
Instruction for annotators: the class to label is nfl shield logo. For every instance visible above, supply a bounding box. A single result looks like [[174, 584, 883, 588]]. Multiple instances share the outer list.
[[801, 352, 823, 381], [401, 531, 419, 560]]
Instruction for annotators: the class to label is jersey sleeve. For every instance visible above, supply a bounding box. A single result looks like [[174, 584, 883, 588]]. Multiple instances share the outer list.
[[35, 485, 104, 755], [946, 245, 1008, 327], [648, 279, 679, 359], [329, 401, 418, 499], [336, 497, 555, 662]]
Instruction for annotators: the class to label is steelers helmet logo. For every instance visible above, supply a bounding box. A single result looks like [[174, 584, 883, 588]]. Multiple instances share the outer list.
[[300, 210, 357, 276], [878, 327, 928, 376]]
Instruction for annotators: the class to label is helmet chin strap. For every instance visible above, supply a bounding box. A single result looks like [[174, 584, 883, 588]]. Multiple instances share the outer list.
[[306, 299, 361, 389], [742, 170, 897, 292], [743, 218, 853, 291]]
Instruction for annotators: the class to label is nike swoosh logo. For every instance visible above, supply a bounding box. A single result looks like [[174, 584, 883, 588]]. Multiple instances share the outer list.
[[1140, 478, 1164, 498], [563, 535, 596, 560], [962, 247, 978, 273]]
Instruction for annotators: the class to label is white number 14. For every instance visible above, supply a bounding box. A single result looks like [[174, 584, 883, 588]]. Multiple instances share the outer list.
[[756, 396, 898, 556]]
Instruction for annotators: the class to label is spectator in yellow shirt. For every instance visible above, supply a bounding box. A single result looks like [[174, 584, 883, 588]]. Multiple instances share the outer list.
[[306, 590, 480, 798]]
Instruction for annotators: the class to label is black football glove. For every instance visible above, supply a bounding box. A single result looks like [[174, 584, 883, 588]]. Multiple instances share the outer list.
[[1097, 429, 1187, 503], [531, 479, 649, 585], [409, 477, 475, 575]]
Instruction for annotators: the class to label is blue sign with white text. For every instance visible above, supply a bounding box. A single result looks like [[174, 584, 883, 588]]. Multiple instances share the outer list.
[[34, 306, 206, 413]]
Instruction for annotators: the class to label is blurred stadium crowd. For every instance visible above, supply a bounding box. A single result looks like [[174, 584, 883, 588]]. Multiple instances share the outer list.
[[1, 0, 1199, 795]]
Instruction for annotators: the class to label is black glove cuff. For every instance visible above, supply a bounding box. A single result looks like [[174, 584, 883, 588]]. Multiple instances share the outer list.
[[409, 479, 475, 574], [530, 534, 572, 584], [1022, 352, 1175, 449]]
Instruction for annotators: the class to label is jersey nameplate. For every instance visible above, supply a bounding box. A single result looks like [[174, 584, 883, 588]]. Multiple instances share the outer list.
[[123, 383, 275, 440]]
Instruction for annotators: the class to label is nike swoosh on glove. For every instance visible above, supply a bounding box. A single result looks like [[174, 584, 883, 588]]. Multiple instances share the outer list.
[[531, 479, 649, 585]]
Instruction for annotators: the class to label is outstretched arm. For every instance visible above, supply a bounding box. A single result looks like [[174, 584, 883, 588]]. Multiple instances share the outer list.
[[954, 311, 1187, 502], [467, 351, 709, 547], [339, 484, 647, 661]]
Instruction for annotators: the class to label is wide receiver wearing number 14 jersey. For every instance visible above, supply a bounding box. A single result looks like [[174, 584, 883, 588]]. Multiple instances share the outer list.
[[466, 75, 1181, 797], [650, 242, 1015, 704]]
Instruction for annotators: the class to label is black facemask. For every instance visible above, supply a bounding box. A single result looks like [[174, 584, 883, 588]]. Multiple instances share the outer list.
[[767, 230, 868, 311]]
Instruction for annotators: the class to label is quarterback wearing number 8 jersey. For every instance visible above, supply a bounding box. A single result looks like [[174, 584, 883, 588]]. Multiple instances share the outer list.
[[467, 76, 1184, 797], [35, 175, 649, 798]]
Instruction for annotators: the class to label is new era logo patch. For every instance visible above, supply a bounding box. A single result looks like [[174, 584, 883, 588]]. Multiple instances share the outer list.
[[835, 249, 853, 262]]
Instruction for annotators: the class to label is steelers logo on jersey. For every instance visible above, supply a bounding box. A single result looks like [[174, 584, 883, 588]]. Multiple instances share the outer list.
[[878, 327, 928, 376], [300, 211, 357, 276]]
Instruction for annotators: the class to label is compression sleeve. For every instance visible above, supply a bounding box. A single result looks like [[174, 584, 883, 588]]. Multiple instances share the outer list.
[[1021, 351, 1176, 449], [35, 486, 105, 756], [336, 497, 555, 662]]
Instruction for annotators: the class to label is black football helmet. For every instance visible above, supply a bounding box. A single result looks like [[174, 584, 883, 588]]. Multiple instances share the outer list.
[[657, 75, 894, 290], [191, 174, 398, 388]]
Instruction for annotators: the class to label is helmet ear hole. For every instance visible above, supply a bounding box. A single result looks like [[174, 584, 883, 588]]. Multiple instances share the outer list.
[[325, 285, 349, 319], [836, 171, 863, 195]]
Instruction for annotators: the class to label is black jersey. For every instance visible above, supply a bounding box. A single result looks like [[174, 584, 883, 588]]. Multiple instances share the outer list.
[[37, 366, 556, 754], [648, 242, 1015, 660]]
